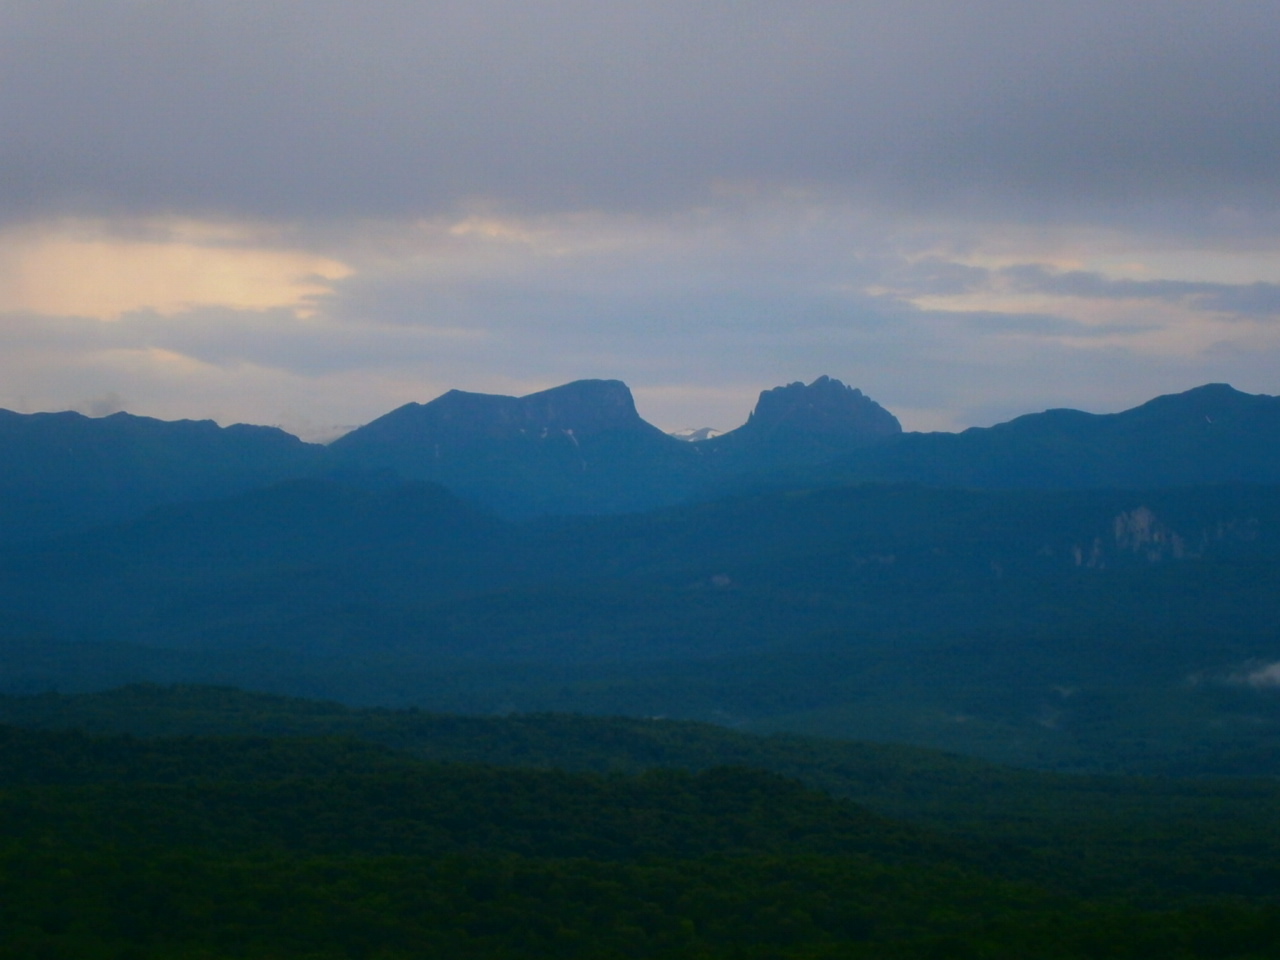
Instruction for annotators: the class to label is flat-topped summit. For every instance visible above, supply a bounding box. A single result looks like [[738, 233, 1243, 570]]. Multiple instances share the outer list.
[[326, 379, 688, 516], [437, 379, 647, 439], [332, 379, 657, 451]]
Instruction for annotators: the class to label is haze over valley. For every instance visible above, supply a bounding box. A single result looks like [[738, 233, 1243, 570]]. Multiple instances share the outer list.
[[2, 376, 1278, 775]]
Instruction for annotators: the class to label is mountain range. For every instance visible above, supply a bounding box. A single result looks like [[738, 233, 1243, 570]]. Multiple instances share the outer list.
[[1, 377, 1278, 541], [1, 376, 1278, 772], [2, 378, 1278, 960]]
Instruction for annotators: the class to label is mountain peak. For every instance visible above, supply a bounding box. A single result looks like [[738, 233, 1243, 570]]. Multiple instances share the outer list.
[[743, 376, 902, 440], [1127, 383, 1262, 420], [506, 379, 646, 437], [344, 379, 651, 447], [324, 379, 688, 516]]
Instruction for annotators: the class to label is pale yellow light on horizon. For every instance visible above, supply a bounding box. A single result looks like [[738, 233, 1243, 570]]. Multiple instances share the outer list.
[[0, 220, 351, 320], [447, 216, 539, 244]]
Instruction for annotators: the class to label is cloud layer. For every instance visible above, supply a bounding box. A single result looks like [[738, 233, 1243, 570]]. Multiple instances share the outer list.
[[6, 2, 1280, 225], [1, 2, 1278, 436]]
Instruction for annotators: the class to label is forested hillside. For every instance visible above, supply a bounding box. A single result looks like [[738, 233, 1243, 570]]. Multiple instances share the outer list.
[[3, 700, 1280, 958], [3, 480, 1278, 771]]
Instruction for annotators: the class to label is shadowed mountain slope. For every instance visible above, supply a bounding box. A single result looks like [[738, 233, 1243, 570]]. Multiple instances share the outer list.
[[0, 409, 325, 543], [328, 379, 703, 515], [2, 476, 1279, 772], [815, 383, 1280, 490], [3, 381, 1279, 532]]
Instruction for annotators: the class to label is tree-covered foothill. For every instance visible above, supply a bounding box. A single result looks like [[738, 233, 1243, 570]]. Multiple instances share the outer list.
[[1, 707, 1279, 958], [6, 684, 1280, 902]]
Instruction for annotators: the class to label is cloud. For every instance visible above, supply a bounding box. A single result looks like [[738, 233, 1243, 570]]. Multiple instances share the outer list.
[[0, 219, 349, 319], [74, 391, 128, 418], [2, 196, 1278, 438], [960, 311, 1154, 339], [2, 2, 1280, 230], [2, 5, 1280, 436], [1002, 265, 1280, 317], [1229, 662, 1280, 689]]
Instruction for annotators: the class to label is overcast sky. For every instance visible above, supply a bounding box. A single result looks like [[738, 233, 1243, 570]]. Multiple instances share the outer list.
[[2, 1, 1279, 438]]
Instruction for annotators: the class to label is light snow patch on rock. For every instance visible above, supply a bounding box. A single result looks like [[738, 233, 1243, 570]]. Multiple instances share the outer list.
[[670, 427, 721, 442]]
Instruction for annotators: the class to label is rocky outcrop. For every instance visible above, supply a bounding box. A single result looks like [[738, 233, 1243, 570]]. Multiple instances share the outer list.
[[742, 376, 902, 441], [698, 377, 902, 472]]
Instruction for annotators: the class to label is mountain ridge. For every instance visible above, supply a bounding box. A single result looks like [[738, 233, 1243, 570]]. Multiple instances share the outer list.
[[810, 381, 1280, 491], [0, 407, 325, 543], [1, 378, 1277, 537], [333, 378, 663, 447]]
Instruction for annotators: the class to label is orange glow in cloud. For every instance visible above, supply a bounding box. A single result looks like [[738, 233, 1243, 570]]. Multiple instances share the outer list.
[[0, 220, 351, 320]]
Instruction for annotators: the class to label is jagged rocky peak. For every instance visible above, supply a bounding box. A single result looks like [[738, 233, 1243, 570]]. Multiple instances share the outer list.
[[745, 376, 902, 439]]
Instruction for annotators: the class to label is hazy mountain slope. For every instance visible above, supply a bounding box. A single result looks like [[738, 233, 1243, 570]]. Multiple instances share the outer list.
[[1, 480, 1278, 771], [3, 381, 1278, 532], [7, 479, 1277, 654], [328, 379, 706, 515], [814, 383, 1280, 489], [1, 380, 1278, 771], [0, 478, 511, 652], [0, 408, 325, 543]]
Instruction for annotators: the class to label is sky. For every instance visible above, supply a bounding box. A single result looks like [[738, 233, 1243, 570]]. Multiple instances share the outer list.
[[2, 1, 1279, 439]]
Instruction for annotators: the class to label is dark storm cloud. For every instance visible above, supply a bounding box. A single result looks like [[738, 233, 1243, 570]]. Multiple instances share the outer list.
[[1003, 265, 1280, 317], [3, 1, 1279, 225]]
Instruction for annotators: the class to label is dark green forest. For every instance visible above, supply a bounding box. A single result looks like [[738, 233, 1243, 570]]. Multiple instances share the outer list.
[[3, 689, 1280, 958]]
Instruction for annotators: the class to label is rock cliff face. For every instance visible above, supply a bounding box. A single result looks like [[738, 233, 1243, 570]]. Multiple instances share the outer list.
[[327, 380, 692, 516], [742, 376, 902, 441], [513, 379, 650, 437], [697, 377, 901, 473], [341, 379, 654, 447]]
